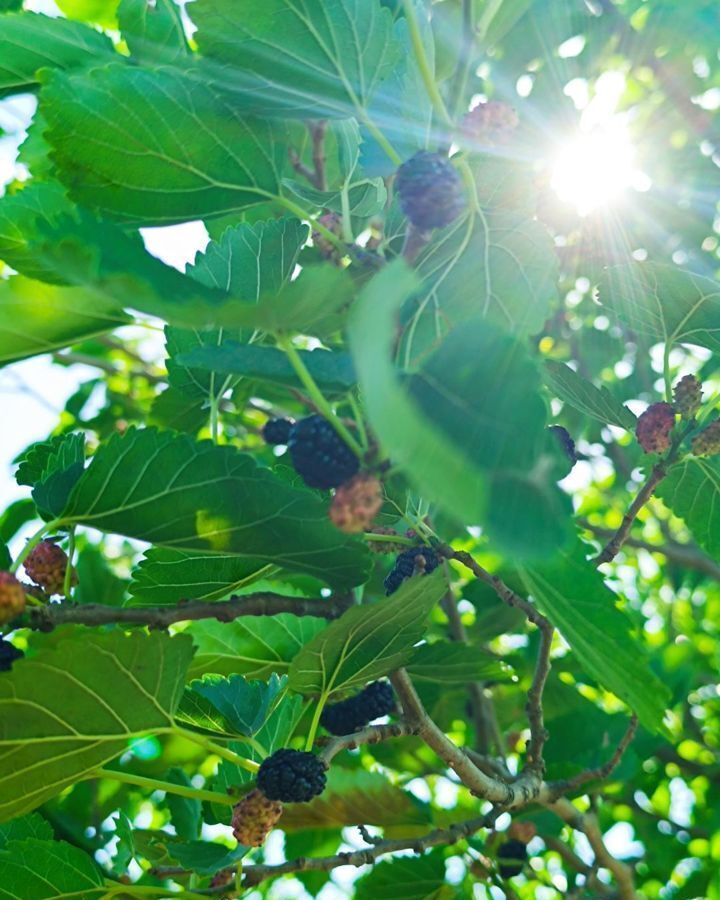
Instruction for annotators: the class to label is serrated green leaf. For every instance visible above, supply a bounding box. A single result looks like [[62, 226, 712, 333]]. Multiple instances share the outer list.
[[0, 629, 193, 820], [0, 12, 114, 93], [656, 458, 720, 559], [177, 673, 285, 738], [60, 428, 370, 589], [31, 433, 85, 521], [187, 613, 327, 680], [283, 178, 388, 218], [289, 570, 445, 698], [129, 548, 274, 606], [56, 0, 119, 26], [0, 814, 53, 849], [356, 848, 448, 900], [544, 360, 637, 430], [164, 769, 201, 842], [165, 326, 243, 407], [42, 65, 287, 225], [0, 276, 129, 366], [0, 838, 105, 899], [178, 342, 357, 394], [600, 262, 720, 353], [118, 0, 189, 63], [519, 542, 670, 733], [280, 768, 430, 829], [192, 0, 402, 119], [407, 642, 511, 683], [167, 840, 248, 875]]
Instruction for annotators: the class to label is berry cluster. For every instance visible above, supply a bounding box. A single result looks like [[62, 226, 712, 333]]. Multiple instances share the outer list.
[[257, 749, 327, 803], [692, 420, 720, 457], [0, 572, 26, 626], [673, 374, 702, 420], [24, 540, 76, 596], [262, 417, 294, 446], [232, 788, 284, 847], [0, 636, 23, 672], [329, 473, 383, 534], [498, 838, 529, 878], [395, 151, 466, 232], [635, 402, 676, 454], [384, 546, 440, 595], [287, 415, 359, 490], [321, 681, 395, 736]]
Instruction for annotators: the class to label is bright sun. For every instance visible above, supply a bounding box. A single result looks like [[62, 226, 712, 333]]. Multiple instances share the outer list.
[[551, 124, 636, 216]]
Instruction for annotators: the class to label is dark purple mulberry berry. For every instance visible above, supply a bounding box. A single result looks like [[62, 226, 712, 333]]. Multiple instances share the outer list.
[[263, 418, 294, 446], [288, 415, 359, 489], [0, 636, 23, 672], [548, 425, 577, 465], [395, 152, 466, 231], [321, 681, 395, 736], [498, 839, 528, 878], [257, 749, 327, 803], [384, 546, 440, 595], [635, 402, 675, 454]]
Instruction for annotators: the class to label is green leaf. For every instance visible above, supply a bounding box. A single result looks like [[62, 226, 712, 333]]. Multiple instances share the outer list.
[[164, 769, 201, 842], [165, 326, 242, 407], [192, 0, 402, 119], [0, 838, 105, 899], [0, 277, 129, 365], [280, 768, 430, 829], [178, 342, 357, 394], [349, 262, 571, 557], [519, 542, 670, 733], [0, 814, 53, 848], [118, 0, 189, 63], [167, 840, 248, 875], [56, 0, 119, 27], [544, 361, 637, 430], [0, 499, 36, 544], [129, 548, 275, 606], [476, 0, 533, 46], [356, 849, 449, 900], [410, 211, 559, 348], [31, 433, 85, 520], [177, 673, 285, 738], [73, 544, 128, 607], [407, 642, 511, 684], [283, 178, 388, 218], [0, 12, 113, 93], [656, 459, 720, 559], [60, 428, 370, 589], [42, 65, 286, 225], [288, 570, 445, 698], [600, 262, 720, 354], [187, 614, 327, 680], [0, 630, 193, 820]]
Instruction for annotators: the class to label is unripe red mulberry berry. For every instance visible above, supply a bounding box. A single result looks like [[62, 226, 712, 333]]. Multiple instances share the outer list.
[[0, 572, 26, 626], [312, 212, 343, 262], [460, 100, 519, 147], [691, 420, 720, 457], [232, 788, 284, 847], [367, 527, 409, 554], [24, 540, 76, 596], [673, 375, 702, 420], [508, 821, 537, 843], [329, 473, 383, 534], [635, 402, 675, 454]]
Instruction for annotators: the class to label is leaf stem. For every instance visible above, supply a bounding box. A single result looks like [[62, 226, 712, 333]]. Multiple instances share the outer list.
[[401, 0, 452, 128], [92, 768, 236, 807], [278, 338, 364, 458], [663, 341, 673, 402], [305, 693, 329, 751], [179, 729, 261, 772], [348, 392, 368, 452], [363, 531, 416, 547], [275, 195, 351, 260], [10, 519, 60, 574], [63, 528, 76, 600], [357, 113, 402, 165]]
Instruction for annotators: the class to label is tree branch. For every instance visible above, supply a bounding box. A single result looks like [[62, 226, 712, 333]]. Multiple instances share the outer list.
[[319, 722, 415, 766], [546, 714, 639, 800], [26, 592, 352, 631], [548, 798, 638, 899], [239, 811, 498, 888], [595, 463, 668, 566]]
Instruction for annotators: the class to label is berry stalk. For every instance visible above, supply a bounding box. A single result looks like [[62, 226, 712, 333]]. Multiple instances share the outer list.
[[92, 768, 237, 807]]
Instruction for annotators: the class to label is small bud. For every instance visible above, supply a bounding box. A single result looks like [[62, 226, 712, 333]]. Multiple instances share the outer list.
[[673, 375, 702, 420], [635, 402, 675, 454]]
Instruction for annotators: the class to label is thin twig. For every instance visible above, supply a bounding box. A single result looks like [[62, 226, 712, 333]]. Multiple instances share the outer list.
[[239, 811, 499, 888], [310, 120, 328, 191], [26, 592, 352, 631], [546, 714, 639, 800], [595, 463, 668, 565], [319, 722, 415, 766]]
